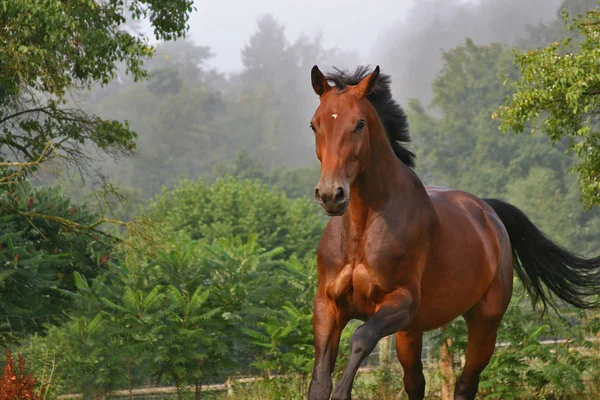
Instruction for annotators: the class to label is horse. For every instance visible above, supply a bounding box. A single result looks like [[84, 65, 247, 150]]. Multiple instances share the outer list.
[[306, 65, 600, 400]]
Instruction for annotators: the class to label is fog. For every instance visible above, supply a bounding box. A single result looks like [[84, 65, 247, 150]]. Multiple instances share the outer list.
[[190, 0, 420, 73], [81, 0, 576, 199], [373, 0, 563, 104], [185, 0, 562, 103]]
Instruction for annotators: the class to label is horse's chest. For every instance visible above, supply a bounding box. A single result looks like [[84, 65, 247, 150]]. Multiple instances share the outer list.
[[325, 263, 382, 318], [324, 245, 404, 318], [320, 218, 410, 318]]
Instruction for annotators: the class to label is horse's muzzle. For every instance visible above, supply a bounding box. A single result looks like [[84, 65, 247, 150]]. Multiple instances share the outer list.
[[314, 185, 349, 216]]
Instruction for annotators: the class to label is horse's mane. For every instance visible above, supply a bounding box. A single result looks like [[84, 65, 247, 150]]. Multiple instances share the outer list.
[[324, 66, 415, 168]]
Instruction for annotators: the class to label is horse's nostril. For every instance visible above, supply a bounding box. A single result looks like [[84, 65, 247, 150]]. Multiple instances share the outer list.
[[314, 188, 321, 201], [334, 187, 345, 204]]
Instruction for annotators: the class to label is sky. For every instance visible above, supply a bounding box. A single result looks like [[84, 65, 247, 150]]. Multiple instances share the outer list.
[[188, 0, 421, 73]]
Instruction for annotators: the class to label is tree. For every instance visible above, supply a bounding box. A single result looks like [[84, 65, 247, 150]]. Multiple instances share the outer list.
[[20, 233, 320, 398], [76, 15, 354, 200], [497, 3, 600, 206], [374, 0, 562, 106], [146, 176, 325, 260], [0, 0, 194, 227], [210, 151, 320, 199], [89, 39, 229, 198], [234, 14, 358, 169], [0, 181, 113, 345], [407, 37, 600, 255]]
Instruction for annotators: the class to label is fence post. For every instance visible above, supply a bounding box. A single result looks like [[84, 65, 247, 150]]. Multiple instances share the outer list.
[[439, 328, 455, 400]]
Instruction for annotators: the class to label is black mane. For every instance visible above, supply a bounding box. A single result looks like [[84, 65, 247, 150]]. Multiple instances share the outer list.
[[324, 66, 415, 168]]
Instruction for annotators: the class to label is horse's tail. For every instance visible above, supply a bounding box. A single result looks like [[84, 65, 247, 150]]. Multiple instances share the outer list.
[[484, 198, 600, 311]]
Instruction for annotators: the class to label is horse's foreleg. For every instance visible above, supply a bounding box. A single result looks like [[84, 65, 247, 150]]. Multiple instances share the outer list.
[[331, 289, 415, 400], [308, 294, 346, 400]]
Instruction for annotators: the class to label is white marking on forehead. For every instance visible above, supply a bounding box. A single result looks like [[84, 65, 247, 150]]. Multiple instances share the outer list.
[[331, 113, 338, 119]]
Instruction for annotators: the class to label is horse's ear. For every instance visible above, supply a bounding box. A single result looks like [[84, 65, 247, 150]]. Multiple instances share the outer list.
[[311, 65, 331, 97], [354, 66, 380, 98]]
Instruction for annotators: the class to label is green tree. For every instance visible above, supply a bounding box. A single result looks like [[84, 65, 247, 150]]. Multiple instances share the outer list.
[[211, 151, 320, 199], [90, 40, 230, 198], [21, 233, 319, 397], [0, 181, 113, 345], [478, 301, 598, 399], [77, 15, 354, 201], [233, 14, 357, 169], [147, 176, 325, 260], [498, 3, 600, 206], [0, 0, 194, 231], [375, 0, 561, 106], [408, 37, 600, 254]]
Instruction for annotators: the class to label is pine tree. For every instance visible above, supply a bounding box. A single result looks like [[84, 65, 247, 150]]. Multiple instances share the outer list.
[[0, 181, 113, 344]]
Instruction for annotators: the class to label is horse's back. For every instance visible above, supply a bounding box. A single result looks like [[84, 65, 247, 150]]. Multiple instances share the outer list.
[[426, 186, 507, 242]]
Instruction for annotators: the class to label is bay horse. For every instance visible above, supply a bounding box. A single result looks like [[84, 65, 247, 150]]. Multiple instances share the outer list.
[[306, 65, 600, 400]]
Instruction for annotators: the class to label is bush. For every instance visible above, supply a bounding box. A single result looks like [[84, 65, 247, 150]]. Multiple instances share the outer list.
[[0, 350, 45, 400], [146, 176, 325, 260]]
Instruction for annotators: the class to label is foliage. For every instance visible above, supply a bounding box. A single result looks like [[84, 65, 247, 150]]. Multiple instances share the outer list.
[[210, 151, 321, 200], [242, 269, 315, 376], [478, 302, 599, 399], [147, 176, 325, 260], [408, 37, 600, 255], [0, 0, 194, 183], [21, 233, 319, 398], [86, 15, 356, 198], [0, 181, 113, 345], [0, 350, 45, 400], [498, 4, 600, 206]]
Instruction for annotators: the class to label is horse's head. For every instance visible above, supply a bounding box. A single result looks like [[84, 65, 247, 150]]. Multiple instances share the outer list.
[[310, 65, 380, 216]]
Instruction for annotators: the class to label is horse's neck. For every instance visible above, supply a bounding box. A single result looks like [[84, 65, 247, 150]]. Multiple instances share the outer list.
[[345, 133, 426, 234]]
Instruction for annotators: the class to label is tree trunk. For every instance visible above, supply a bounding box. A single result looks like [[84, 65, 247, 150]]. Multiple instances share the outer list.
[[196, 359, 205, 400], [173, 374, 182, 400], [440, 330, 455, 400]]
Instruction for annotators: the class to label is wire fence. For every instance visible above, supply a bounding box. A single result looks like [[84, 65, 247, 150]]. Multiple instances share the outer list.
[[54, 334, 600, 399], [53, 339, 432, 400]]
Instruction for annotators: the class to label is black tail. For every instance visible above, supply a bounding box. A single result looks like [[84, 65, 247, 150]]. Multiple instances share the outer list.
[[484, 198, 600, 311]]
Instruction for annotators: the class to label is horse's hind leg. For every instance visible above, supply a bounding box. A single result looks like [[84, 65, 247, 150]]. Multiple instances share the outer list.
[[454, 312, 500, 400], [454, 268, 512, 400], [395, 331, 425, 400]]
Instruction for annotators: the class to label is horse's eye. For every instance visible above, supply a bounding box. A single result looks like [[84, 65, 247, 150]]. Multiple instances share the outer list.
[[355, 120, 366, 131]]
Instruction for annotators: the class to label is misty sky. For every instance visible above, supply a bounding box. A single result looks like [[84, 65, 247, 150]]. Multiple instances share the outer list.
[[189, 0, 429, 72]]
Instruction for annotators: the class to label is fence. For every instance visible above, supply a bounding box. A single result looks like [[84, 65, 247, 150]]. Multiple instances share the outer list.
[[54, 335, 600, 399]]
